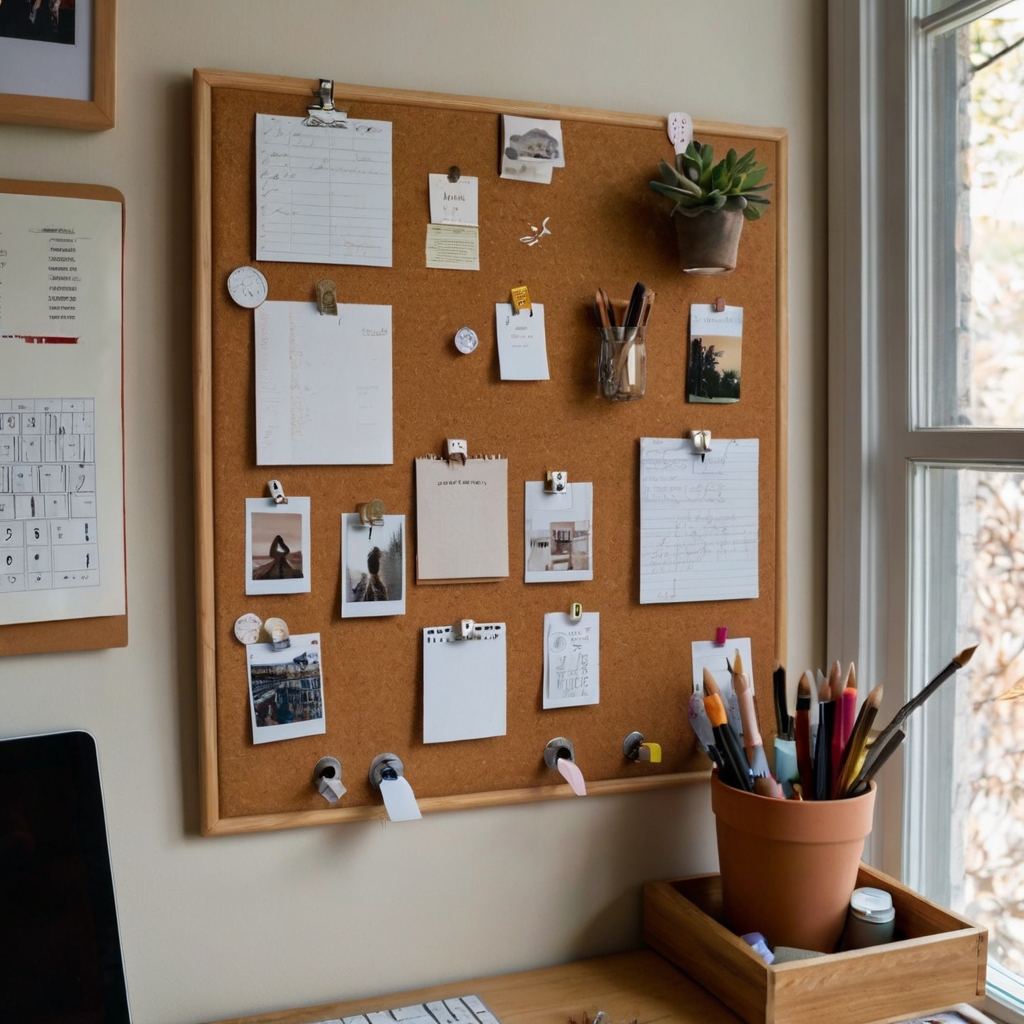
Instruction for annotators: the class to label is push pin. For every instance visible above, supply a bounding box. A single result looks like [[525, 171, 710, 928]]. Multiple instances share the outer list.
[[312, 756, 346, 804], [446, 438, 468, 465], [316, 279, 338, 316], [715, 626, 728, 646], [690, 430, 712, 463], [264, 616, 290, 650], [356, 498, 385, 540], [267, 479, 287, 504], [544, 737, 586, 796], [447, 165, 461, 183], [453, 618, 478, 640], [545, 470, 568, 494], [569, 602, 583, 623], [713, 296, 726, 313], [623, 731, 663, 764]]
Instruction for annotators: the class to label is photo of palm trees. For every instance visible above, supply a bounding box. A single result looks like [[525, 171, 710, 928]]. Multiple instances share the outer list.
[[687, 332, 742, 403]]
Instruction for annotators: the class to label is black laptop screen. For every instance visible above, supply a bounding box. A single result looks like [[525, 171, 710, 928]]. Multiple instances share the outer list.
[[0, 730, 131, 1024]]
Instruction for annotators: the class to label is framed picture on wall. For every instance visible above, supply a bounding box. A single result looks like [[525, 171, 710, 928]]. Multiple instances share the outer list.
[[0, 0, 115, 130]]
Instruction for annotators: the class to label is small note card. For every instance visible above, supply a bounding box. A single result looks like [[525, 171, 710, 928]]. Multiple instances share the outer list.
[[500, 114, 564, 184], [495, 303, 548, 380], [426, 224, 480, 271], [543, 611, 600, 709], [639, 437, 759, 604], [428, 174, 479, 225]]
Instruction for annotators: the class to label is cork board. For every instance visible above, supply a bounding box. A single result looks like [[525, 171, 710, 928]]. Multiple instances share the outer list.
[[0, 179, 127, 658], [193, 69, 787, 835]]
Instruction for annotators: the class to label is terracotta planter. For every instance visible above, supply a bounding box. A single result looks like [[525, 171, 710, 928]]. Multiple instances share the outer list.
[[711, 773, 876, 952], [673, 207, 745, 274]]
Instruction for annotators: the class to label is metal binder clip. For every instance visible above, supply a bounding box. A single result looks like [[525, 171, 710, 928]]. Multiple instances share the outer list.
[[510, 285, 533, 316], [447, 166, 461, 183], [316, 279, 338, 316], [453, 619, 478, 640], [690, 430, 712, 463], [446, 438, 468, 465], [713, 296, 726, 313], [545, 470, 568, 494], [623, 731, 663, 764], [569, 602, 583, 624], [312, 756, 346, 804], [267, 479, 287, 504], [305, 78, 348, 126]]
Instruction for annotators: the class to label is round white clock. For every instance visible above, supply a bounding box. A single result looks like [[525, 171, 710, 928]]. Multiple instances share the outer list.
[[227, 266, 268, 308]]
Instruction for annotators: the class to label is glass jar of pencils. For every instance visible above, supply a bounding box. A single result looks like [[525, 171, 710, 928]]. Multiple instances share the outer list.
[[598, 326, 646, 401]]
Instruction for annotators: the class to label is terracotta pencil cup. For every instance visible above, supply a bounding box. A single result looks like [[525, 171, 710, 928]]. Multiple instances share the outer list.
[[710, 773, 876, 953]]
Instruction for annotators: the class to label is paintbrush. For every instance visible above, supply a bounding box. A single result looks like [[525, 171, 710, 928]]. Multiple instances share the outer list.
[[795, 671, 814, 798], [848, 727, 906, 796], [813, 671, 833, 800], [732, 649, 771, 776]]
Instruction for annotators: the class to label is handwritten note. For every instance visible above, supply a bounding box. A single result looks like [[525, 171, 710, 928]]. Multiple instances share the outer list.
[[428, 174, 478, 225], [255, 113, 392, 266], [639, 437, 759, 604], [543, 611, 599, 708], [495, 303, 548, 380], [425, 224, 480, 271]]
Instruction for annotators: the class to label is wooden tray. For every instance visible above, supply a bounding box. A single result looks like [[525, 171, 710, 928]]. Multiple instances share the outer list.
[[642, 864, 987, 1024]]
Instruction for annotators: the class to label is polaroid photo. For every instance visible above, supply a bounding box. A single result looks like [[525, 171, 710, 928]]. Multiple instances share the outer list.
[[245, 496, 311, 596], [524, 481, 594, 583], [246, 632, 326, 745], [502, 115, 565, 167], [687, 304, 743, 404], [340, 512, 406, 617]]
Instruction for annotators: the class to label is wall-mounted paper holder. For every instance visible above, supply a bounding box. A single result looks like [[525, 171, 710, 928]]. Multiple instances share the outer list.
[[544, 737, 586, 796], [312, 756, 346, 803], [545, 470, 568, 493], [368, 752, 422, 821], [623, 731, 662, 764], [267, 479, 287, 504]]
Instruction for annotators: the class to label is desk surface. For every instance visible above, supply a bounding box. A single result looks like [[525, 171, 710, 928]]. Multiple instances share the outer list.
[[205, 950, 744, 1024]]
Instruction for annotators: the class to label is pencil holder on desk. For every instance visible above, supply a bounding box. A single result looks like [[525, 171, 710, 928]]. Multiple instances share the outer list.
[[598, 326, 646, 401], [710, 773, 876, 953]]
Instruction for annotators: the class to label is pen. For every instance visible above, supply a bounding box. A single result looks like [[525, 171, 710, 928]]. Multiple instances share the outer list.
[[773, 661, 790, 738], [833, 683, 883, 798], [813, 672, 832, 801], [703, 668, 753, 791], [841, 663, 858, 749], [828, 661, 845, 798], [795, 672, 814, 799]]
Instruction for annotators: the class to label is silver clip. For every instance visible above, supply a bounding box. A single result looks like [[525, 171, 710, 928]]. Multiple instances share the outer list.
[[316, 279, 338, 316], [453, 618, 478, 640], [267, 479, 287, 504], [545, 470, 568, 494], [305, 78, 349, 126], [446, 438, 468, 465]]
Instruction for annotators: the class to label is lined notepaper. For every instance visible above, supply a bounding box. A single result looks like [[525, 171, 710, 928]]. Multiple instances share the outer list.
[[256, 113, 393, 266], [639, 437, 759, 604]]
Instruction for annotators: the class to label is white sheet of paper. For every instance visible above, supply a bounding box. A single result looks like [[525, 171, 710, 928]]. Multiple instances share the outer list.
[[380, 776, 422, 821], [543, 611, 600, 708], [692, 637, 753, 739], [423, 622, 507, 743], [639, 437, 759, 604], [340, 512, 405, 617], [247, 632, 326, 745], [0, 193, 125, 626], [428, 174, 479, 225], [502, 114, 566, 167], [524, 481, 593, 582], [425, 224, 480, 271], [255, 113, 392, 267], [499, 158, 554, 184], [495, 303, 549, 380], [254, 301, 392, 465], [415, 457, 509, 581]]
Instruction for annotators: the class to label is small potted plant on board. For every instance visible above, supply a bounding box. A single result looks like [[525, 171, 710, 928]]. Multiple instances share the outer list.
[[649, 142, 771, 274]]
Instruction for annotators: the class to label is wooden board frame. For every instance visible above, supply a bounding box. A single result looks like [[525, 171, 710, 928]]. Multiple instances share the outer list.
[[0, 177, 127, 656], [0, 0, 116, 130], [193, 68, 788, 835]]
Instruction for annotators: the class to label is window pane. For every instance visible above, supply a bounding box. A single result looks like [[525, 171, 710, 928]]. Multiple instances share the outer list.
[[910, 465, 1024, 981], [921, 2, 1024, 427]]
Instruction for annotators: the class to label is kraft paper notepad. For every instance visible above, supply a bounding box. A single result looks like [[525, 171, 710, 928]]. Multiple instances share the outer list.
[[415, 457, 509, 582]]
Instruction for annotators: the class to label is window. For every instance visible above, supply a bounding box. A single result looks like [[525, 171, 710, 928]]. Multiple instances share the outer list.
[[829, 0, 1024, 1016]]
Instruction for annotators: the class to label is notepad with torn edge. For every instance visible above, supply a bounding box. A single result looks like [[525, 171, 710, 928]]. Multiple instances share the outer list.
[[415, 456, 509, 582], [423, 623, 506, 743]]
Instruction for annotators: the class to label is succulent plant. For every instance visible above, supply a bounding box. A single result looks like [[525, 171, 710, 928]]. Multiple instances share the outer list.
[[649, 142, 772, 221]]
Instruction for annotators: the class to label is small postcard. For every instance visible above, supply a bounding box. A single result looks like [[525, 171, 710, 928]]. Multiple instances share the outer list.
[[340, 512, 406, 617], [525, 481, 593, 582], [687, 303, 743, 404], [544, 611, 600, 709], [495, 302, 549, 380], [428, 173, 479, 226], [692, 638, 754, 740], [425, 224, 480, 271], [247, 632, 326, 745], [502, 114, 565, 167], [245, 496, 311, 596]]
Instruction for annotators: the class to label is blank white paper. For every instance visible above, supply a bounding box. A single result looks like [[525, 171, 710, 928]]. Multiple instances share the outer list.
[[255, 301, 392, 465], [639, 437, 759, 604], [495, 303, 548, 380], [256, 113, 392, 266], [423, 623, 506, 743]]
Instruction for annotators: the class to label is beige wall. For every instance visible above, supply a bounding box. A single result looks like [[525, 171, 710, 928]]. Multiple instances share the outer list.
[[0, 3, 826, 1021]]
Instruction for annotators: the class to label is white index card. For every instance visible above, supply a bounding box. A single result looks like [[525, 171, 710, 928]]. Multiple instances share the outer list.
[[423, 623, 506, 743], [639, 437, 759, 604], [256, 113, 392, 266], [543, 611, 600, 709], [428, 174, 479, 225], [495, 303, 548, 380], [255, 301, 393, 465]]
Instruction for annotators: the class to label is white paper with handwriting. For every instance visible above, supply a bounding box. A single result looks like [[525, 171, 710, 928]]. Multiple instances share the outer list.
[[543, 611, 599, 708], [255, 301, 392, 465], [639, 437, 759, 604], [255, 113, 392, 266]]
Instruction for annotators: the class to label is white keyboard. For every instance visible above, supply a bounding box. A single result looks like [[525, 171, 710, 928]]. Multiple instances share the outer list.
[[313, 995, 501, 1024]]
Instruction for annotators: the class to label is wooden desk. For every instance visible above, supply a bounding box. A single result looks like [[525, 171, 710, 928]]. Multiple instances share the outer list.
[[205, 950, 743, 1024]]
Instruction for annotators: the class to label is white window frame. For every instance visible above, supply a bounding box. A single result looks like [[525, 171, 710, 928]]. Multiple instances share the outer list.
[[828, 0, 1024, 1018]]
